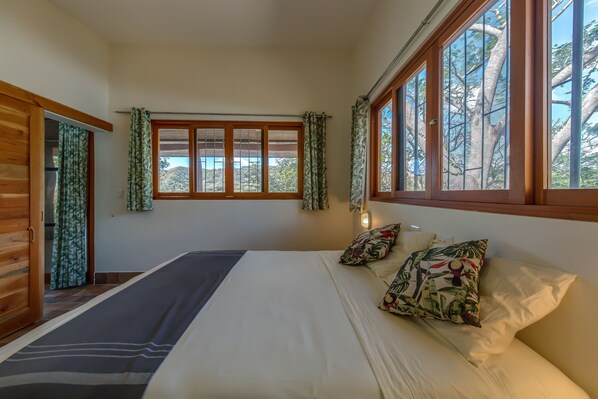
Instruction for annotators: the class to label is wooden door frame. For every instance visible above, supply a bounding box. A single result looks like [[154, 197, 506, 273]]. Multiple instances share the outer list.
[[87, 132, 94, 284]]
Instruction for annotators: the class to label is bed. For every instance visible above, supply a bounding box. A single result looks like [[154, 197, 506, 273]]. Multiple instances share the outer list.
[[0, 250, 589, 398]]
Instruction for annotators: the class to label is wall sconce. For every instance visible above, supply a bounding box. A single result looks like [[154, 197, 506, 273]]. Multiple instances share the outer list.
[[360, 211, 371, 229]]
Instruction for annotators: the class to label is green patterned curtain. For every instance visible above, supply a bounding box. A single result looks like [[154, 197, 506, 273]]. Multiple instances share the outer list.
[[51, 123, 88, 290], [127, 108, 153, 211], [349, 96, 370, 212], [302, 112, 329, 211]]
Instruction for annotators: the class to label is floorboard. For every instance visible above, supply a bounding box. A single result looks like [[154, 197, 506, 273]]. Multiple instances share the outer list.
[[0, 284, 119, 347]]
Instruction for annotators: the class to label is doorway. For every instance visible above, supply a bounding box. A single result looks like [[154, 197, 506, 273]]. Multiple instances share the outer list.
[[43, 118, 94, 286]]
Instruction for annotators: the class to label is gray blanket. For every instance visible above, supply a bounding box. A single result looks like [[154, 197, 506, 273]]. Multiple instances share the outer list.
[[0, 250, 245, 398]]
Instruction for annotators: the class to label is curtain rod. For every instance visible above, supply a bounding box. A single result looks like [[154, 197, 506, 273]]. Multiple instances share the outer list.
[[115, 110, 332, 118], [365, 0, 446, 100]]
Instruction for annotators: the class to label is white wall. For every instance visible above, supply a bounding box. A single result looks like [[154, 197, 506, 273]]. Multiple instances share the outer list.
[[0, 0, 109, 120], [349, 0, 598, 396], [95, 44, 353, 272]]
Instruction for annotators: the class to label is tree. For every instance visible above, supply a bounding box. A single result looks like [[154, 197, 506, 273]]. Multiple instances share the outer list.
[[158, 157, 299, 193], [269, 158, 298, 192], [399, 0, 598, 190]]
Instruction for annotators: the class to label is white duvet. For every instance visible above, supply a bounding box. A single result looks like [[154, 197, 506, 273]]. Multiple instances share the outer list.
[[1, 251, 588, 398]]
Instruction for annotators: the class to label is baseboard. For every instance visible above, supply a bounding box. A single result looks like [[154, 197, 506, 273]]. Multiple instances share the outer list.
[[94, 272, 142, 284], [44, 272, 142, 285]]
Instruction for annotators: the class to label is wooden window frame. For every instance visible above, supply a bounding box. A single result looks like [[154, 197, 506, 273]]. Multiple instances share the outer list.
[[371, 92, 394, 199], [534, 0, 598, 209], [394, 49, 433, 201], [152, 120, 304, 200], [369, 0, 598, 222]]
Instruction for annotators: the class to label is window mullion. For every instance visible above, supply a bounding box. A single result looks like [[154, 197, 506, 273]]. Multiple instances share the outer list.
[[263, 126, 269, 195], [225, 124, 234, 198], [189, 127, 195, 194]]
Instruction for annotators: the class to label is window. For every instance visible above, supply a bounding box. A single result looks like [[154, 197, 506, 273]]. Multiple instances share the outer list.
[[196, 128, 225, 193], [442, 0, 510, 191], [548, 0, 598, 189], [153, 121, 303, 199], [370, 0, 598, 221], [158, 129, 190, 193], [401, 66, 427, 192], [268, 130, 300, 193]]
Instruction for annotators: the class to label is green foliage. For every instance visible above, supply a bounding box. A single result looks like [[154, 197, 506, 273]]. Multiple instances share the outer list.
[[158, 158, 299, 193], [269, 158, 298, 192]]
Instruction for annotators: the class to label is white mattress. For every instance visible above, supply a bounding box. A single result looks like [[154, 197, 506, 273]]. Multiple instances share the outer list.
[[0, 251, 588, 398]]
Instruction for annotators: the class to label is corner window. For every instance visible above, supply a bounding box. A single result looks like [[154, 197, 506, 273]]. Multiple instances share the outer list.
[[369, 0, 598, 221]]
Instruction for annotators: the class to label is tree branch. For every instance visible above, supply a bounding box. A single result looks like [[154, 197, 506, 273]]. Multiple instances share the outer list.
[[552, 44, 598, 88], [552, 99, 572, 106], [551, 83, 598, 162], [552, 0, 573, 22], [469, 24, 502, 38]]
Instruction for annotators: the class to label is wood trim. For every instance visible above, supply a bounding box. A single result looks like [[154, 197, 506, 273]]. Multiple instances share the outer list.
[[508, 0, 535, 204], [428, 41, 441, 201], [94, 272, 142, 284], [391, 48, 435, 199], [87, 132, 95, 284], [29, 105, 44, 323], [153, 120, 303, 128], [533, 0, 598, 207], [152, 120, 303, 200], [370, 92, 393, 199], [534, 0, 549, 205], [370, 196, 598, 223], [0, 80, 113, 132], [263, 126, 269, 194], [188, 127, 195, 194]]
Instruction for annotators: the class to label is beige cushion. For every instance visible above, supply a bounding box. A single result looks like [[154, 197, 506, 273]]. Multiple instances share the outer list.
[[368, 231, 435, 278], [424, 257, 576, 365]]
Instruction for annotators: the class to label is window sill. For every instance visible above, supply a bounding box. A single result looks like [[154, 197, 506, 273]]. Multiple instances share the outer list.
[[369, 196, 598, 223]]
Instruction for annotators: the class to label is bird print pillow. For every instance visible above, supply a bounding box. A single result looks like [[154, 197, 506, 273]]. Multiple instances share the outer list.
[[379, 239, 488, 327], [339, 224, 401, 265]]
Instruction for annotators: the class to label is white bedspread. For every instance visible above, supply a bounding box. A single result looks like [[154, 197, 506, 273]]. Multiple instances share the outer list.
[[145, 251, 382, 398], [0, 251, 588, 398], [146, 251, 587, 399]]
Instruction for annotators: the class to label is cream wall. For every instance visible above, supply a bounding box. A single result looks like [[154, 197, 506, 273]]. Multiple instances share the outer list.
[[95, 44, 353, 272], [349, 0, 597, 396], [0, 0, 109, 120]]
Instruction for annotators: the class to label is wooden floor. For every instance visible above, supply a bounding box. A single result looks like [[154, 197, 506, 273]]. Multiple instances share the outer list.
[[0, 284, 118, 348]]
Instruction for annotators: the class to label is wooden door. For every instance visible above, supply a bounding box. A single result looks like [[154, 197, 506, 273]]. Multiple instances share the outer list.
[[0, 93, 43, 338]]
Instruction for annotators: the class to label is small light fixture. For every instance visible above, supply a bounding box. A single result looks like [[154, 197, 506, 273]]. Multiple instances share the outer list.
[[360, 211, 371, 229]]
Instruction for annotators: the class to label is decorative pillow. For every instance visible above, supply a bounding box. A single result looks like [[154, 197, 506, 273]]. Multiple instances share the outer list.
[[368, 230, 436, 278], [423, 257, 576, 366], [379, 239, 488, 327], [339, 224, 401, 265]]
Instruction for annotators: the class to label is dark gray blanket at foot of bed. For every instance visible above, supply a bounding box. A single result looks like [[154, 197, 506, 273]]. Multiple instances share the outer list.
[[0, 250, 246, 399]]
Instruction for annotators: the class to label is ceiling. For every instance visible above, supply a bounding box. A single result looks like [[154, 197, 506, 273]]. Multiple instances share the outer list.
[[47, 0, 380, 49]]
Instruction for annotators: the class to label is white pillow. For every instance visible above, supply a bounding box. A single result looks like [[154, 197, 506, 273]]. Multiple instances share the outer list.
[[368, 230, 435, 279], [428, 237, 454, 249], [424, 257, 576, 366]]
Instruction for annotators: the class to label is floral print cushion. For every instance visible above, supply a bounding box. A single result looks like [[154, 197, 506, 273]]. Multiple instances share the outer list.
[[379, 239, 488, 327], [339, 224, 401, 265]]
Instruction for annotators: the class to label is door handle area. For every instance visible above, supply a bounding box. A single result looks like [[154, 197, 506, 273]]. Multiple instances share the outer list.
[[27, 226, 35, 243]]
